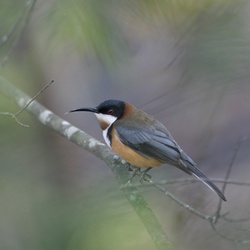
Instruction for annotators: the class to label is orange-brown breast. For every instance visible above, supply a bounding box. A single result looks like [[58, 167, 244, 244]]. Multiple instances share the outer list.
[[111, 128, 162, 168]]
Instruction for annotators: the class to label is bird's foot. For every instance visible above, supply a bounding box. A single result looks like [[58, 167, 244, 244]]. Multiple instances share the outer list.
[[120, 166, 142, 189], [139, 172, 152, 182], [125, 163, 134, 172], [123, 167, 153, 187], [125, 168, 141, 184], [139, 167, 152, 183]]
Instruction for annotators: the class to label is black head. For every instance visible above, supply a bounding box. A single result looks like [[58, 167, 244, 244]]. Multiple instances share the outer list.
[[95, 99, 125, 118], [68, 100, 126, 130], [69, 99, 125, 118]]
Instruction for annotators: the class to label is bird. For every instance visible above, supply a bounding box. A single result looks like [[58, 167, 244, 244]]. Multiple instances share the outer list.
[[68, 99, 226, 201]]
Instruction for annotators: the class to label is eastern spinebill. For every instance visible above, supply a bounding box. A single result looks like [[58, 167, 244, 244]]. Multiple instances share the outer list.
[[69, 99, 226, 201]]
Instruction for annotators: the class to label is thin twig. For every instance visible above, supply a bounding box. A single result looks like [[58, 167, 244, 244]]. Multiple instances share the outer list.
[[147, 179, 211, 220], [122, 178, 250, 188], [137, 177, 250, 243], [0, 111, 29, 127], [122, 176, 250, 226], [210, 220, 250, 244], [148, 177, 250, 243], [214, 136, 246, 221], [15, 79, 54, 117], [223, 215, 250, 223], [0, 79, 54, 127]]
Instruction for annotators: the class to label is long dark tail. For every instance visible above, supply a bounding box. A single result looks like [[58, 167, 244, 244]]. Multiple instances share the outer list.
[[179, 153, 227, 201], [187, 163, 226, 201]]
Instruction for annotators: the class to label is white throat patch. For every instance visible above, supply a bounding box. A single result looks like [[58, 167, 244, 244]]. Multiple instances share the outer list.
[[95, 113, 117, 147], [95, 113, 117, 126]]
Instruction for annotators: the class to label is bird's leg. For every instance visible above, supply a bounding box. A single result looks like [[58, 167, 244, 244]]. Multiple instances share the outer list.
[[125, 163, 134, 172], [139, 167, 152, 182], [124, 167, 152, 186], [125, 167, 141, 184]]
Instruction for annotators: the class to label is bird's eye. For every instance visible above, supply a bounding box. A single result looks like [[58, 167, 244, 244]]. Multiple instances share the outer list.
[[107, 109, 113, 115]]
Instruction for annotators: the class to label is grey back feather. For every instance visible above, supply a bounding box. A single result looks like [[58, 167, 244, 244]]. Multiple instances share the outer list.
[[114, 118, 193, 174]]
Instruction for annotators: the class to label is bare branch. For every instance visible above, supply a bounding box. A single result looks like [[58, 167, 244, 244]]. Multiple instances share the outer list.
[[121, 173, 250, 243], [147, 179, 211, 219], [223, 215, 250, 223], [0, 76, 172, 250], [130, 178, 250, 187], [214, 136, 246, 222], [210, 221, 250, 244], [0, 79, 54, 127]]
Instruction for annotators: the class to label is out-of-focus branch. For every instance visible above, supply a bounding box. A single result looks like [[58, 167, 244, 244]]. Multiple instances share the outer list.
[[0, 76, 172, 250]]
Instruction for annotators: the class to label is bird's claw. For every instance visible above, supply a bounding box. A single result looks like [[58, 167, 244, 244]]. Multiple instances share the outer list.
[[125, 168, 141, 183], [125, 163, 135, 172], [125, 167, 152, 185], [139, 172, 152, 183]]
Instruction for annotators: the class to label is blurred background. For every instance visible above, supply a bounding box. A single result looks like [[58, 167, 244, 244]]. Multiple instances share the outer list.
[[1, 0, 250, 249]]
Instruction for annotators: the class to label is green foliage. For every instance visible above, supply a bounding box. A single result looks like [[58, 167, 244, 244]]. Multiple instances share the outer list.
[[40, 0, 236, 64], [43, 0, 127, 62], [0, 0, 26, 34]]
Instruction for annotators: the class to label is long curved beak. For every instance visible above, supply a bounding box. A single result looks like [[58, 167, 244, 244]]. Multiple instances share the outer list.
[[67, 107, 98, 114]]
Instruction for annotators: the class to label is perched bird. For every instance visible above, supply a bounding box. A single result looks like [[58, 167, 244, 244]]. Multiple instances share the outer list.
[[69, 99, 226, 201]]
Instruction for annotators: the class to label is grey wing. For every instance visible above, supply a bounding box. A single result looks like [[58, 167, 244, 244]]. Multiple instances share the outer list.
[[115, 120, 227, 201], [115, 120, 193, 174]]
